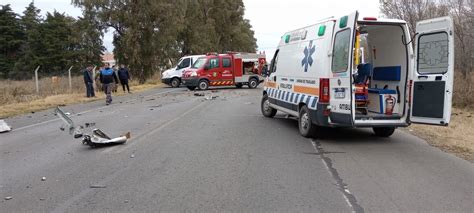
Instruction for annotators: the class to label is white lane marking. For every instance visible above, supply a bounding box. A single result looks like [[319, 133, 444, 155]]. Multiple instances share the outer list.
[[103, 101, 206, 154], [11, 88, 181, 132]]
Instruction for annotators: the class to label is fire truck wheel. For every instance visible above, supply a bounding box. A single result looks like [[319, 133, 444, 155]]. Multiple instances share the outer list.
[[261, 95, 277, 118], [372, 127, 396, 137], [198, 80, 209, 90], [171, 78, 181, 88], [248, 78, 258, 89], [299, 105, 315, 138], [236, 83, 243, 88], [187, 86, 196, 91]]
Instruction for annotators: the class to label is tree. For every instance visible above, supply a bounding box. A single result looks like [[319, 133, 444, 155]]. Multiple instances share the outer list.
[[11, 1, 42, 79], [73, 0, 258, 83], [0, 4, 25, 78]]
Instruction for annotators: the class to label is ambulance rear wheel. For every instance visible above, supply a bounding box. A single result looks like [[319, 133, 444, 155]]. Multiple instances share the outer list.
[[236, 83, 243, 88], [261, 95, 276, 118], [198, 80, 209, 90], [248, 78, 258, 89], [373, 127, 395, 137], [186, 86, 196, 91], [170, 78, 180, 88], [299, 105, 315, 138]]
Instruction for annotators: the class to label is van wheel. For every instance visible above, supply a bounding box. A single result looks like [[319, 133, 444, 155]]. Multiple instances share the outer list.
[[170, 78, 180, 88], [186, 86, 196, 91], [373, 127, 396, 137], [299, 105, 315, 138], [236, 83, 243, 88], [198, 80, 209, 90], [261, 95, 277, 118], [248, 78, 258, 89]]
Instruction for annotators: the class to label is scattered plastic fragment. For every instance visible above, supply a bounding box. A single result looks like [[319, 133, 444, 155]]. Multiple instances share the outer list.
[[5, 196, 12, 200], [0, 120, 12, 133], [41, 177, 46, 181], [89, 185, 106, 188], [130, 154, 135, 158], [194, 93, 205, 96]]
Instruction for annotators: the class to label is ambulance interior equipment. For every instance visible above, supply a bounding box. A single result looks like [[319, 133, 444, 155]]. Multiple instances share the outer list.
[[352, 24, 408, 120]]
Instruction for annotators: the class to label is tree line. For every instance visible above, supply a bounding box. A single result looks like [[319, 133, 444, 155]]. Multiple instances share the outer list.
[[0, 2, 104, 80], [72, 0, 257, 83], [1, 0, 257, 83]]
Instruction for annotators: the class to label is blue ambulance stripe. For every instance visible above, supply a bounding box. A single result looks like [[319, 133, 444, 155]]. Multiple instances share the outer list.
[[311, 97, 318, 108]]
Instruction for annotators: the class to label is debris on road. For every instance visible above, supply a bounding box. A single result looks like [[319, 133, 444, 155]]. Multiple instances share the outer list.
[[0, 120, 12, 133], [89, 184, 106, 188], [41, 177, 46, 181], [194, 93, 205, 96], [244, 102, 253, 105], [149, 105, 162, 108], [130, 154, 135, 158], [55, 107, 131, 148], [4, 196, 12, 200], [205, 95, 218, 100]]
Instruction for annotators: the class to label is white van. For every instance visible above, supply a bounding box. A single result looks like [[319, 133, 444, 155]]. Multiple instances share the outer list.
[[261, 11, 454, 137], [162, 55, 204, 87]]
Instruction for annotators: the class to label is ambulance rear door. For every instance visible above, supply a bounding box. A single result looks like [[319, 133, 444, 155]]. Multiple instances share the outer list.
[[410, 16, 454, 126], [329, 11, 358, 126]]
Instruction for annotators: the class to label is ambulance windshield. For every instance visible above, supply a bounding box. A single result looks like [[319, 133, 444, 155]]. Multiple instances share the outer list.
[[192, 57, 207, 68]]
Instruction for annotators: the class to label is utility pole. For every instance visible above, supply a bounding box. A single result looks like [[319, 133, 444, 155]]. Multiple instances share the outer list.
[[34, 66, 40, 94]]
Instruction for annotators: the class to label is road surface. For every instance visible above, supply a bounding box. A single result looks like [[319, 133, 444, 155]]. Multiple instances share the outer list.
[[1, 87, 473, 212]]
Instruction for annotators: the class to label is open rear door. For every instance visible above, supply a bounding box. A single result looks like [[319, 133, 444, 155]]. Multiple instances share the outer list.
[[411, 16, 454, 126], [329, 11, 358, 126]]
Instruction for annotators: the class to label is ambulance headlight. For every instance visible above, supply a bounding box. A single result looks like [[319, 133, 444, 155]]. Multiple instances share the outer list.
[[191, 71, 197, 77]]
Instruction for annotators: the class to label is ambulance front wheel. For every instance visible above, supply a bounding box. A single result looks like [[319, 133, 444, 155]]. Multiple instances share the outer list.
[[171, 78, 181, 88], [299, 105, 315, 138], [248, 78, 258, 89], [372, 127, 396, 137], [261, 95, 277, 118], [198, 80, 209, 90]]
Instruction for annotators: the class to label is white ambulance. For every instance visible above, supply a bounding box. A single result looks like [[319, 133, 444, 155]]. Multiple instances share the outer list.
[[161, 55, 204, 87], [261, 11, 454, 137]]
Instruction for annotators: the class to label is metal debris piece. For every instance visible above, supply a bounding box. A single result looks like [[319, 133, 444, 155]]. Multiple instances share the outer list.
[[5, 196, 12, 200], [130, 154, 135, 158], [90, 184, 106, 188], [55, 107, 130, 147], [41, 177, 46, 181], [205, 95, 218, 100], [0, 120, 12, 133], [194, 93, 205, 96]]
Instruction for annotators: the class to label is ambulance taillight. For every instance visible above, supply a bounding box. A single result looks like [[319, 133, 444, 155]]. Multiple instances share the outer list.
[[320, 78, 330, 103]]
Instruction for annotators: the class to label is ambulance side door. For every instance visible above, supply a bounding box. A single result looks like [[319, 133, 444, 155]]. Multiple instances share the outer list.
[[329, 11, 358, 125], [410, 16, 454, 126]]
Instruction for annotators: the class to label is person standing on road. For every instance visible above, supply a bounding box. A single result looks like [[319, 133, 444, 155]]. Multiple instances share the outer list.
[[99, 63, 118, 105], [118, 64, 131, 93], [83, 65, 95, 98]]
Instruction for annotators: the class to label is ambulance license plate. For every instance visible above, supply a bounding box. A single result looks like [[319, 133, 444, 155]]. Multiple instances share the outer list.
[[334, 88, 345, 99]]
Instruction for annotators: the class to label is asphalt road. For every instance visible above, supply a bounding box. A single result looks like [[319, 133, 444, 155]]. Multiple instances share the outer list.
[[1, 87, 473, 212]]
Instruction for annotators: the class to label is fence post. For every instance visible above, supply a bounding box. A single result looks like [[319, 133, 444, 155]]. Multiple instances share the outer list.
[[68, 66, 73, 93], [34, 66, 40, 94]]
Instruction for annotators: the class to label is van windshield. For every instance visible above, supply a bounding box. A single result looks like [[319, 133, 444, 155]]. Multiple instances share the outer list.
[[192, 57, 207, 68]]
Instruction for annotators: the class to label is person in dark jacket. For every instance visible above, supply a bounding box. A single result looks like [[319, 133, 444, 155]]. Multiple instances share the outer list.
[[83, 65, 95, 98], [99, 63, 118, 105], [118, 64, 131, 93]]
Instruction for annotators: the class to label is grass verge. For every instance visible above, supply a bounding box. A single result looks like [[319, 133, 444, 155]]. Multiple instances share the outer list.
[[404, 107, 473, 162], [0, 80, 164, 118]]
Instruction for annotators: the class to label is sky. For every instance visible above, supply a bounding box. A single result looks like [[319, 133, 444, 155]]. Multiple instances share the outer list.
[[4, 0, 381, 60]]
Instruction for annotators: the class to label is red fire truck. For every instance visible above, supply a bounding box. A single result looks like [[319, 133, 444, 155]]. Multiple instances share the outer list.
[[182, 52, 266, 90]]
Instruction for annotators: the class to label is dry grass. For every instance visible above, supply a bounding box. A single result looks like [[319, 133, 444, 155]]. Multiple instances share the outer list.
[[452, 74, 474, 108], [0, 74, 164, 118], [405, 107, 474, 162]]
